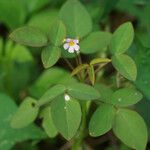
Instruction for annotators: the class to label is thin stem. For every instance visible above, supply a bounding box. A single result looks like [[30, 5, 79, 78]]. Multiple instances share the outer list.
[[116, 72, 121, 88], [95, 63, 108, 74], [77, 53, 82, 65], [63, 58, 74, 71]]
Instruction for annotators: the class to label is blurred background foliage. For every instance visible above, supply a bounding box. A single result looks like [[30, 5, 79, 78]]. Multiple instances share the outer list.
[[0, 0, 150, 149]]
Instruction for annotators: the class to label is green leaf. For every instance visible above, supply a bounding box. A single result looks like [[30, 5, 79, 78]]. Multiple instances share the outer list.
[[80, 31, 112, 54], [29, 67, 77, 98], [25, 0, 51, 13], [0, 41, 34, 97], [11, 97, 39, 128], [89, 104, 115, 137], [95, 84, 113, 103], [37, 84, 66, 106], [113, 108, 148, 150], [41, 46, 61, 68], [9, 26, 48, 47], [71, 64, 89, 76], [28, 9, 59, 33], [40, 106, 58, 138], [0, 0, 26, 29], [129, 38, 150, 99], [67, 83, 100, 100], [90, 58, 111, 65], [59, 0, 92, 38], [87, 65, 95, 85], [112, 54, 137, 81], [51, 94, 81, 140], [48, 19, 66, 46], [111, 22, 134, 54], [111, 88, 143, 107], [0, 93, 46, 150]]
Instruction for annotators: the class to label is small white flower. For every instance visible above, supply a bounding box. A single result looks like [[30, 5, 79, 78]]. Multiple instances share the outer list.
[[64, 94, 70, 101], [63, 38, 80, 53]]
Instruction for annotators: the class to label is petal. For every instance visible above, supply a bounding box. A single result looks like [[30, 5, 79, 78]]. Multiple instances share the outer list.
[[73, 39, 79, 44], [68, 46, 74, 53], [66, 38, 71, 42], [63, 43, 69, 50], [74, 44, 80, 51]]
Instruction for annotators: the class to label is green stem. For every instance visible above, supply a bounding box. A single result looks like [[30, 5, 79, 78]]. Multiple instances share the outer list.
[[116, 72, 121, 88]]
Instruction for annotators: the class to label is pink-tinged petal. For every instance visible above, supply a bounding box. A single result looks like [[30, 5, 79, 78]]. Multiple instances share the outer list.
[[73, 39, 79, 44], [66, 38, 71, 42], [63, 43, 69, 50], [68, 46, 74, 53], [74, 44, 80, 51]]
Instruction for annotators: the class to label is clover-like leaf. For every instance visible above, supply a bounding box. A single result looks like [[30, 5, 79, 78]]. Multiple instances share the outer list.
[[41, 46, 61, 68], [113, 108, 148, 150], [10, 26, 48, 47], [67, 83, 100, 100], [11, 97, 39, 128], [48, 19, 66, 46], [112, 54, 137, 81], [51, 95, 81, 140], [59, 0, 92, 38], [89, 104, 115, 137], [37, 84, 66, 107], [80, 31, 112, 54], [111, 88, 143, 107], [111, 22, 134, 54]]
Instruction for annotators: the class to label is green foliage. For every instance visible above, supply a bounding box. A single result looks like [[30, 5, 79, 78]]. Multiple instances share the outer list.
[[113, 108, 148, 150], [29, 67, 76, 98], [89, 104, 115, 136], [111, 88, 143, 107], [111, 22, 134, 55], [28, 9, 59, 33], [11, 97, 39, 129], [10, 26, 48, 47], [59, 0, 92, 38], [51, 94, 81, 140], [129, 39, 150, 99], [0, 0, 26, 29], [112, 54, 137, 81], [80, 31, 112, 54], [0, 93, 45, 150], [0, 40, 34, 97], [48, 19, 66, 46], [67, 83, 100, 100], [0, 0, 149, 149], [95, 84, 113, 103], [40, 106, 58, 138], [37, 84, 66, 106], [41, 46, 61, 68]]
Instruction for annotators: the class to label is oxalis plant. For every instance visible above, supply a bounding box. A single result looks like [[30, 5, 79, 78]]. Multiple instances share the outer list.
[[9, 0, 148, 149]]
